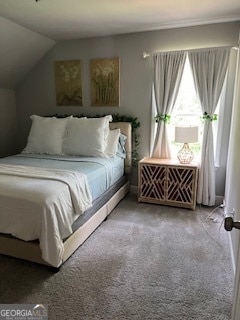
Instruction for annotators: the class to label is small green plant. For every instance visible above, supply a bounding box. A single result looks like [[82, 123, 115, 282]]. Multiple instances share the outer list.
[[201, 112, 218, 121], [111, 114, 140, 165], [155, 114, 171, 124]]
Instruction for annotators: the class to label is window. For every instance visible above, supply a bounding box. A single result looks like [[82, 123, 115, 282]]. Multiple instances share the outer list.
[[169, 56, 222, 163]]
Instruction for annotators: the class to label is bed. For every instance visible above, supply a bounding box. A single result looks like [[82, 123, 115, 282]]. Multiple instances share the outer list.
[[0, 115, 132, 269]]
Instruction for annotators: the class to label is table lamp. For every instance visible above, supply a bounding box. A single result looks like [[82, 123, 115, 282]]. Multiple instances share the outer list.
[[175, 126, 198, 164]]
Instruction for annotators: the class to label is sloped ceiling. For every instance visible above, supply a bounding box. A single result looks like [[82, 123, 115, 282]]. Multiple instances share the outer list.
[[1, 0, 240, 89], [0, 17, 55, 89]]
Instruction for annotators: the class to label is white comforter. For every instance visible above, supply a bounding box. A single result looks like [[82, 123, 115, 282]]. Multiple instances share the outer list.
[[0, 164, 92, 267]]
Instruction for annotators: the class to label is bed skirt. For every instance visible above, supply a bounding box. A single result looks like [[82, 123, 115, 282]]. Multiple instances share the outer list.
[[0, 176, 130, 268]]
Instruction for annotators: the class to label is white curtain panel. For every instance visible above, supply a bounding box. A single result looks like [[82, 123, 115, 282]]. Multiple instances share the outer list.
[[151, 51, 187, 158], [188, 47, 231, 206]]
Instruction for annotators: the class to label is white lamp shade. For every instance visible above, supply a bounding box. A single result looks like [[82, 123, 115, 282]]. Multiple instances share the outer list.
[[175, 126, 198, 143]]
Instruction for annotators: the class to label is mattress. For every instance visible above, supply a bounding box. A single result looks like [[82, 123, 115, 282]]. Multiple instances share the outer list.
[[0, 154, 124, 201], [0, 154, 125, 266]]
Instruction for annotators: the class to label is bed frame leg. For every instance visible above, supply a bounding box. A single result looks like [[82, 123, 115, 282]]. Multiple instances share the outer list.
[[47, 265, 60, 273]]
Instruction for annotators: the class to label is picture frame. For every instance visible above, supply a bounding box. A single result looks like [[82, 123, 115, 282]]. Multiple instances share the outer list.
[[54, 60, 82, 106], [90, 57, 120, 107]]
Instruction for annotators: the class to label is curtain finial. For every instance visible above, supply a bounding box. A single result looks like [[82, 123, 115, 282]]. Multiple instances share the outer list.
[[143, 52, 150, 59]]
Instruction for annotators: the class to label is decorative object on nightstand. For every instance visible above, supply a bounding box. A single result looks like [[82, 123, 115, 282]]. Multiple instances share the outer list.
[[175, 126, 198, 164]]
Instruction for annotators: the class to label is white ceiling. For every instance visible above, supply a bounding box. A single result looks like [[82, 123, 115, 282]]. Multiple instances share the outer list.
[[1, 0, 240, 88], [1, 0, 240, 41]]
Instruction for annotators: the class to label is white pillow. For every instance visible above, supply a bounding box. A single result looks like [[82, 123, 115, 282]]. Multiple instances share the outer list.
[[117, 133, 127, 159], [22, 115, 71, 155], [105, 129, 121, 157], [64, 115, 112, 157]]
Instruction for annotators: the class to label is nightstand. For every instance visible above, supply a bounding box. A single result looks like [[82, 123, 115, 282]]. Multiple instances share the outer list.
[[138, 157, 198, 210]]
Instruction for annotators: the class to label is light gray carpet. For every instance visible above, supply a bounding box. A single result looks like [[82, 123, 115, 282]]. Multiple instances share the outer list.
[[0, 194, 233, 320]]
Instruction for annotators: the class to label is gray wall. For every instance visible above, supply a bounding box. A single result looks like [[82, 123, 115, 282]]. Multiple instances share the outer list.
[[15, 21, 240, 191], [0, 17, 55, 160], [0, 89, 17, 157]]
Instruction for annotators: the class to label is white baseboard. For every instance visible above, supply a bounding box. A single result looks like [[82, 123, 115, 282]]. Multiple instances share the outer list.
[[130, 185, 138, 195], [215, 195, 224, 206], [131, 187, 224, 205]]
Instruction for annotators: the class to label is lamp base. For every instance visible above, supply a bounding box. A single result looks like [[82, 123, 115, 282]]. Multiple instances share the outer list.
[[177, 143, 194, 164]]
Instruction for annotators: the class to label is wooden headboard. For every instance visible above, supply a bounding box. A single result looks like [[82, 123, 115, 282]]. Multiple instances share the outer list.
[[109, 122, 132, 174]]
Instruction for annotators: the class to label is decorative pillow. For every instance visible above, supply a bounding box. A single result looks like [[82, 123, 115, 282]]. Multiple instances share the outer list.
[[117, 133, 127, 158], [105, 129, 121, 157], [22, 115, 71, 155], [64, 115, 112, 157]]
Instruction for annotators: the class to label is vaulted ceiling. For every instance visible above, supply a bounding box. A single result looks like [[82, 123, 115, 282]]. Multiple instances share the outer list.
[[1, 0, 240, 88]]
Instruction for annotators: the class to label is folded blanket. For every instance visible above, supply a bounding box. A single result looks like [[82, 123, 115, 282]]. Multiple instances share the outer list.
[[0, 164, 92, 214], [0, 164, 92, 267]]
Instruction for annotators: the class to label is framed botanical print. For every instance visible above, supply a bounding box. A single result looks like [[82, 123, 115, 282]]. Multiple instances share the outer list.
[[90, 58, 120, 106], [55, 60, 82, 106]]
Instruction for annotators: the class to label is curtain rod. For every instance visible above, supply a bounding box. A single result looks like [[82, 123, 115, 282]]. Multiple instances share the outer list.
[[142, 45, 239, 59]]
